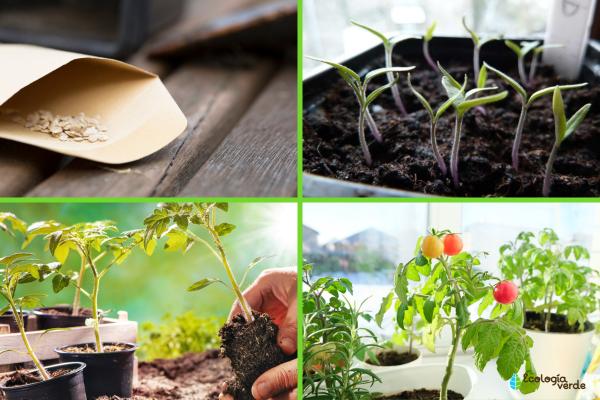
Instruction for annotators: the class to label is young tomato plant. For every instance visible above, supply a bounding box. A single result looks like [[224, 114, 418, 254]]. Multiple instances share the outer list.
[[484, 63, 587, 171], [306, 56, 414, 165], [499, 229, 600, 332], [504, 41, 540, 86], [0, 215, 62, 381], [30, 221, 148, 352], [379, 230, 539, 400], [408, 73, 466, 175], [438, 63, 508, 187], [352, 21, 419, 116], [528, 43, 563, 84], [423, 21, 438, 71], [543, 86, 591, 196], [143, 203, 268, 323], [462, 16, 497, 80], [303, 263, 380, 400]]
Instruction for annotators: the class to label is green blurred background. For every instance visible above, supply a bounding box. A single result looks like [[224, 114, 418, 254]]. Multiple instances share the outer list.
[[0, 202, 298, 324]]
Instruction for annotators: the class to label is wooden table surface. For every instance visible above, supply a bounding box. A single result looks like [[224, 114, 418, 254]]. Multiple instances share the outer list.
[[0, 0, 297, 197]]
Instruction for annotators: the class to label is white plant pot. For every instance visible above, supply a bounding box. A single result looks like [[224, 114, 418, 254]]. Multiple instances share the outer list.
[[355, 345, 423, 373], [513, 327, 594, 400], [365, 363, 478, 398]]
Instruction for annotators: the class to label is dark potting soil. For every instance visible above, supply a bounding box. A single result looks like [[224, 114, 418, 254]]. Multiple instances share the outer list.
[[1, 368, 70, 388], [220, 311, 294, 400], [92, 350, 233, 400], [62, 343, 133, 353], [303, 56, 600, 197], [378, 389, 463, 400], [366, 349, 418, 366], [524, 311, 593, 333]]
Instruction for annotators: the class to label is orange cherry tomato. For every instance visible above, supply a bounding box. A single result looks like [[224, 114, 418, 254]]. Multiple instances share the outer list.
[[421, 235, 444, 259]]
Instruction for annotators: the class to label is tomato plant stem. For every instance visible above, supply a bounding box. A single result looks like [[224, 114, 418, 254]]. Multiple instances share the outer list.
[[358, 110, 372, 165], [385, 48, 408, 116], [518, 56, 528, 87], [440, 323, 461, 400], [72, 254, 86, 316], [91, 276, 103, 352], [365, 109, 382, 143], [529, 53, 539, 84], [543, 143, 559, 197], [473, 48, 480, 82], [423, 41, 437, 71], [450, 114, 464, 187], [7, 296, 50, 380], [431, 123, 447, 175], [512, 105, 528, 171]]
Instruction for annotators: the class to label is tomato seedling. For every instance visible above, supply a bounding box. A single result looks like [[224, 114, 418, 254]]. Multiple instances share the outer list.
[[504, 40, 563, 86], [307, 56, 414, 165], [303, 263, 380, 399], [422, 21, 438, 71], [438, 63, 508, 187], [28, 221, 149, 352], [408, 73, 466, 175], [484, 63, 587, 172], [352, 21, 419, 116], [544, 86, 591, 196], [499, 229, 600, 332], [144, 203, 269, 323], [462, 16, 498, 80], [0, 213, 62, 381], [379, 230, 539, 400]]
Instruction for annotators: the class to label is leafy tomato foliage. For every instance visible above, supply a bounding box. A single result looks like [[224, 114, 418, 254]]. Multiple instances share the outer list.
[[499, 228, 599, 332], [303, 263, 381, 400]]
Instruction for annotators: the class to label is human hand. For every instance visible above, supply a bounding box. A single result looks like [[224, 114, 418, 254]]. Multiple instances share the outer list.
[[229, 268, 297, 355], [219, 359, 298, 400]]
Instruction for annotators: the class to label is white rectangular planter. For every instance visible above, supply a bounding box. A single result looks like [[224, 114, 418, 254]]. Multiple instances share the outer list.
[[0, 312, 137, 368]]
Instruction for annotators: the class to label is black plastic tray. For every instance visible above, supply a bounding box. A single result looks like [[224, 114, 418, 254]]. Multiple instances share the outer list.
[[303, 37, 600, 198]]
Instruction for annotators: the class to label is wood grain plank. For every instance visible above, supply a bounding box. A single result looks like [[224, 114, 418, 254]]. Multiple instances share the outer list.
[[27, 60, 276, 197], [181, 66, 296, 197]]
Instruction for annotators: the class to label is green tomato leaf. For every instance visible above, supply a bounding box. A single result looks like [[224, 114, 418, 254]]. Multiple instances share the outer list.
[[305, 56, 361, 83], [528, 82, 587, 105], [564, 103, 591, 140], [552, 86, 567, 143], [364, 66, 415, 88], [505, 40, 522, 57], [456, 297, 470, 328], [484, 63, 527, 101], [424, 21, 437, 42], [423, 299, 435, 323], [457, 91, 508, 115], [407, 74, 433, 120], [394, 263, 409, 303], [351, 20, 390, 47], [477, 64, 488, 88], [214, 223, 236, 237], [187, 278, 223, 292], [438, 62, 462, 89], [497, 336, 527, 380], [520, 355, 541, 394], [521, 41, 541, 57], [478, 290, 494, 316], [396, 302, 408, 329], [435, 76, 468, 121], [375, 292, 394, 327], [462, 17, 479, 46]]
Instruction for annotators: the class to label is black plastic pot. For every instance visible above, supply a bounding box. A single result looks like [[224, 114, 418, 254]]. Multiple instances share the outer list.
[[34, 305, 102, 330], [303, 37, 600, 197], [0, 362, 87, 400], [0, 311, 29, 333], [55, 342, 137, 399]]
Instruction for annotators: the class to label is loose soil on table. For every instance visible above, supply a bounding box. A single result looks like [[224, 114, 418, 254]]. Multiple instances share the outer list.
[[524, 311, 593, 333], [93, 350, 233, 400], [366, 349, 418, 366], [378, 389, 463, 399], [1, 368, 70, 388], [220, 312, 294, 400], [304, 56, 600, 197], [62, 343, 133, 353]]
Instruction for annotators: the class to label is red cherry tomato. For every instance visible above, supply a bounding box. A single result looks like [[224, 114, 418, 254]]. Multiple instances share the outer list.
[[493, 281, 519, 304], [443, 234, 463, 256]]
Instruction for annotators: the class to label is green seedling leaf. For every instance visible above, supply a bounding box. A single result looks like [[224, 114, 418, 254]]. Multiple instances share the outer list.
[[505, 40, 522, 56], [375, 292, 394, 327], [305, 56, 361, 84], [457, 91, 508, 114], [552, 86, 567, 142], [0, 252, 33, 266], [533, 43, 563, 54], [477, 64, 488, 88], [214, 223, 236, 237], [484, 63, 527, 100], [351, 21, 390, 47], [565, 104, 592, 140], [438, 62, 462, 89], [528, 82, 587, 105], [424, 21, 437, 42], [365, 75, 402, 107], [521, 41, 541, 57], [435, 77, 468, 121], [187, 278, 224, 292], [465, 86, 499, 99], [462, 16, 480, 46], [408, 75, 433, 118], [364, 66, 415, 88]]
